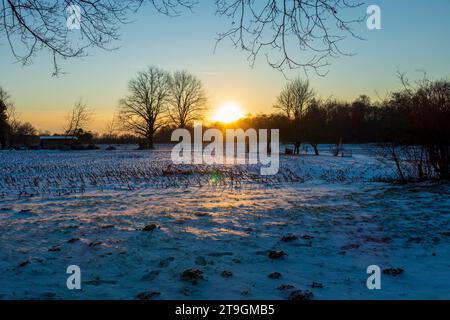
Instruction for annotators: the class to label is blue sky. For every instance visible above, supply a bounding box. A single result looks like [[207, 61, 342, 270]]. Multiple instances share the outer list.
[[1, 0, 450, 132]]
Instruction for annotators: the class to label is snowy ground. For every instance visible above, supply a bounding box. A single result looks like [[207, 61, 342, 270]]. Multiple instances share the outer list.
[[0, 145, 449, 300]]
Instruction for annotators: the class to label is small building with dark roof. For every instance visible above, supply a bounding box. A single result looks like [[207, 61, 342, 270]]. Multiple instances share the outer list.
[[40, 136, 78, 149]]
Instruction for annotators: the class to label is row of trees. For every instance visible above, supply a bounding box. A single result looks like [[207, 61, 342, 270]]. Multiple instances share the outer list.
[[0, 67, 207, 149], [230, 76, 449, 181], [118, 67, 207, 149], [380, 76, 450, 181], [0, 88, 95, 148]]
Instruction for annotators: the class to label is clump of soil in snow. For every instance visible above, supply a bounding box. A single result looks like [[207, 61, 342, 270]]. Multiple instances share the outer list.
[[268, 272, 282, 279], [137, 291, 161, 300], [18, 257, 43, 268], [341, 243, 360, 250], [180, 269, 204, 284], [383, 268, 404, 276], [311, 282, 324, 288], [278, 284, 295, 291], [364, 236, 391, 243], [281, 234, 298, 242], [288, 290, 313, 301], [407, 237, 422, 244], [221, 270, 233, 278], [142, 224, 159, 232], [48, 245, 61, 252], [88, 241, 103, 248], [268, 250, 288, 259]]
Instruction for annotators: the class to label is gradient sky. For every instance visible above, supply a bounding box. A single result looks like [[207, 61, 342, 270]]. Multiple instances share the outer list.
[[1, 0, 450, 133]]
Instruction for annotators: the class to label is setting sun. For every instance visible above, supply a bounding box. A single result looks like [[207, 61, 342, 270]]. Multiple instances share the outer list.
[[212, 102, 245, 123]]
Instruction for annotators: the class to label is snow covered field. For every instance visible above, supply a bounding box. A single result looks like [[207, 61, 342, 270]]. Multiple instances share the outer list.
[[0, 145, 449, 299]]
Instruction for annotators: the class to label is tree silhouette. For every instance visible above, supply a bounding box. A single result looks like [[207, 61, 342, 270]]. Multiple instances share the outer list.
[[119, 66, 171, 149], [169, 70, 207, 128], [64, 100, 92, 137], [301, 100, 327, 155], [0, 87, 13, 148], [274, 77, 315, 153], [275, 78, 314, 121]]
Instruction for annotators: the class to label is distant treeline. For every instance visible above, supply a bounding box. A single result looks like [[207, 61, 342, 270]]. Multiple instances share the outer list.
[[1, 72, 449, 180], [146, 82, 449, 148]]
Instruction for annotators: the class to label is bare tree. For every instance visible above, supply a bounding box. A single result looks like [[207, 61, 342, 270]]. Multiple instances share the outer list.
[[105, 114, 119, 140], [275, 78, 314, 122], [5, 105, 19, 131], [0, 86, 12, 105], [0, 87, 11, 148], [274, 85, 295, 120], [215, 0, 364, 74], [64, 100, 92, 137], [103, 114, 120, 148], [0, 88, 36, 147], [0, 0, 196, 75], [274, 77, 314, 154], [119, 66, 171, 149], [5, 105, 21, 147], [15, 122, 37, 136], [169, 70, 207, 128], [1, 1, 362, 75], [0, 86, 24, 148]]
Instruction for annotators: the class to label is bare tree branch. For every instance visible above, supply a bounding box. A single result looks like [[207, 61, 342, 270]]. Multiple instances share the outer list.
[[0, 0, 196, 75], [0, 1, 363, 75], [215, 0, 365, 75]]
